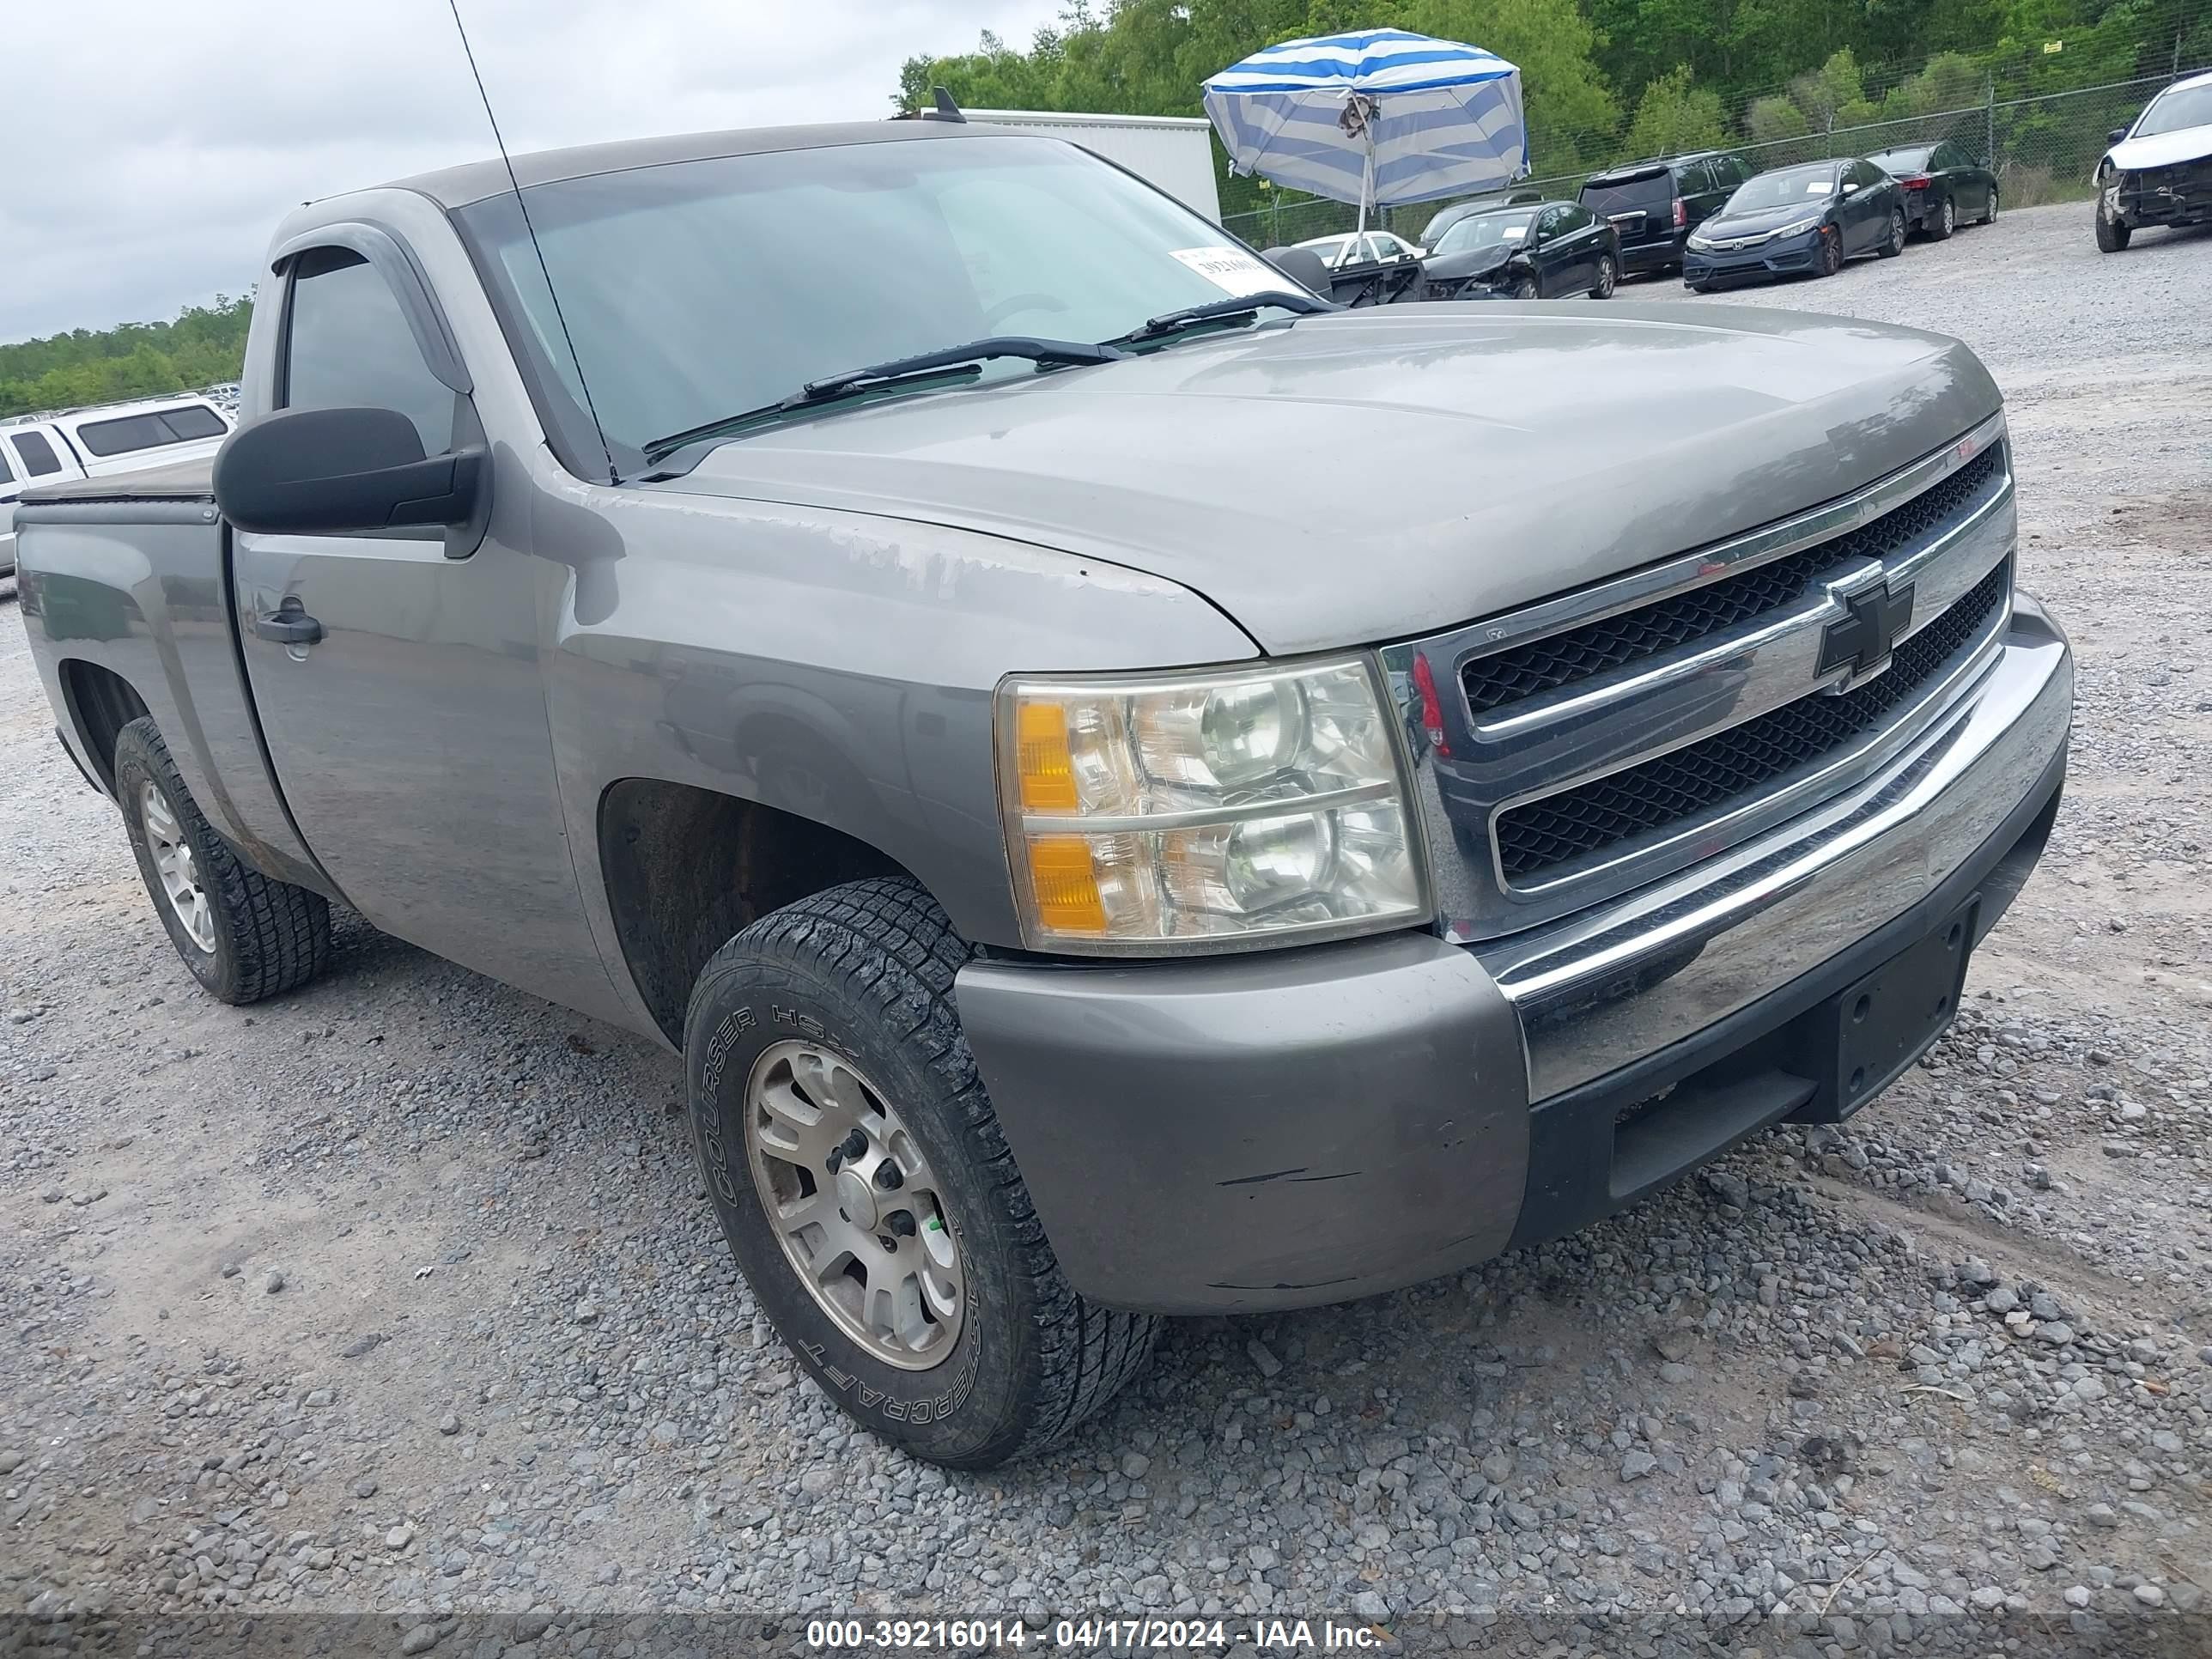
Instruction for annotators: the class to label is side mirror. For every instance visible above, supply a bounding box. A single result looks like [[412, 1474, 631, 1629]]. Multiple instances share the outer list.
[[215, 407, 485, 538], [1260, 244, 1332, 294], [2107, 126, 2128, 144], [1840, 181, 1859, 195]]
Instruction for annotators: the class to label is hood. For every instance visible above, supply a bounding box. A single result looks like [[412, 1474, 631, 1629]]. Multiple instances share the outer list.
[[1703, 200, 1832, 238], [652, 305, 2002, 657], [2109, 123, 2212, 172], [1419, 242, 1519, 283]]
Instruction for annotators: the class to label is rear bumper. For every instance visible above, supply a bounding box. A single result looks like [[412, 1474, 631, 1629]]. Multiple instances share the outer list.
[[958, 601, 2071, 1314], [1618, 234, 1685, 274]]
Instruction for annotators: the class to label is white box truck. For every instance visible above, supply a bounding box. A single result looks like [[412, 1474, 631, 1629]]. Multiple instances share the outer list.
[[964, 109, 1223, 222]]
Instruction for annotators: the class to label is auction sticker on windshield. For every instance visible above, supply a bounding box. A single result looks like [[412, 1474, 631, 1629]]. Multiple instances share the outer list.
[[1170, 246, 1290, 297]]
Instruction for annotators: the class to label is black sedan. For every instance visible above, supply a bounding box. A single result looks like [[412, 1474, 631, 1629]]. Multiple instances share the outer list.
[[1681, 158, 1907, 290], [1419, 200, 1620, 301], [1867, 141, 2000, 239]]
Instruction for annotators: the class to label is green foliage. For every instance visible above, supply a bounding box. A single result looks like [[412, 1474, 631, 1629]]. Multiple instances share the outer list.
[[1745, 93, 1814, 143], [1625, 64, 1729, 155], [0, 295, 252, 421]]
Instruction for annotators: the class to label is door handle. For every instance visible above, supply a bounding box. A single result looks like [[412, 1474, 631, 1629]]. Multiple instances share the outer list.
[[253, 597, 324, 646]]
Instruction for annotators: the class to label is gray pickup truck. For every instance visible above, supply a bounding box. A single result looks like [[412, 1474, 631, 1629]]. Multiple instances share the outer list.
[[15, 119, 2071, 1468]]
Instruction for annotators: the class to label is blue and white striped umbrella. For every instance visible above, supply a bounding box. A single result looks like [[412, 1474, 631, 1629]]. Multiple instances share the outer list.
[[1203, 27, 1527, 223]]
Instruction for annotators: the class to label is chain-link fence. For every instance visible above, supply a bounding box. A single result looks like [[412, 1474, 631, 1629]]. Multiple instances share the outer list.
[[1221, 69, 2203, 252]]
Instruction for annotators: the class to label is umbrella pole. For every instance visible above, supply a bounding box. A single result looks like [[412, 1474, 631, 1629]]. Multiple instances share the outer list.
[[1356, 123, 1375, 238]]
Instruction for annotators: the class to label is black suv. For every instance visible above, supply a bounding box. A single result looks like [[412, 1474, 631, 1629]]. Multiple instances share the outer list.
[[1578, 151, 1752, 276]]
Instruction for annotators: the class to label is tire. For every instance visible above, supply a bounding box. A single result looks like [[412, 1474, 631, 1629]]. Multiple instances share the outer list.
[[113, 717, 331, 1005], [1589, 253, 1617, 299], [1816, 227, 1843, 277], [1928, 193, 1957, 240], [1981, 187, 1999, 225], [2095, 196, 2131, 252], [1510, 276, 1540, 301], [684, 876, 1159, 1468], [1878, 207, 1907, 258]]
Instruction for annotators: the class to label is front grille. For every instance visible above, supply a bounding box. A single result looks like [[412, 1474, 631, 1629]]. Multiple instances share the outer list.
[[1462, 445, 2001, 716], [1495, 556, 2010, 880]]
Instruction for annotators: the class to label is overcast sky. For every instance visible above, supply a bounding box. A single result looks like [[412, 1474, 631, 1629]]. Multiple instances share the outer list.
[[4, 0, 1063, 344]]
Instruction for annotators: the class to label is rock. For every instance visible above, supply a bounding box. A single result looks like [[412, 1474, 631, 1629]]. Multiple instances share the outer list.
[[1480, 1451, 1515, 1485], [303, 1388, 335, 1407], [340, 1333, 386, 1358], [2085, 1504, 2119, 1528], [0, 1451, 22, 1474], [1968, 1586, 2006, 1610], [2063, 1586, 2093, 1608], [5, 1007, 37, 1024], [1249, 1544, 1279, 1571], [1352, 1591, 1391, 1622], [219, 1262, 240, 1278], [1620, 1450, 1658, 1481], [1658, 1362, 1693, 1384], [573, 1300, 599, 1324], [1121, 1452, 1150, 1480], [38, 1185, 64, 1204], [436, 1412, 460, 1436], [400, 1624, 441, 1654], [2134, 1584, 2166, 1608], [1246, 1338, 1283, 1378], [1985, 1286, 2018, 1315], [66, 1188, 106, 1206], [2037, 1322, 2075, 1346], [264, 1270, 285, 1294], [355, 1478, 378, 1498]]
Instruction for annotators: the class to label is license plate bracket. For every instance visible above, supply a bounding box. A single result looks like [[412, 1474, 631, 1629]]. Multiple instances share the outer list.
[[1796, 896, 1980, 1122]]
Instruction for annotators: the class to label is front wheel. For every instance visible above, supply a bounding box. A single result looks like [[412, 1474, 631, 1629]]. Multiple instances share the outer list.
[[1878, 207, 1907, 258], [2095, 195, 2131, 252], [684, 877, 1158, 1468], [1510, 276, 1540, 301], [1981, 187, 1999, 224], [1589, 253, 1617, 299], [1815, 226, 1844, 276], [114, 717, 331, 1004]]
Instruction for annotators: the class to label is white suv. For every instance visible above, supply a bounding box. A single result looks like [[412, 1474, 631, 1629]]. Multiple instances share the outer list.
[[1, 395, 234, 577]]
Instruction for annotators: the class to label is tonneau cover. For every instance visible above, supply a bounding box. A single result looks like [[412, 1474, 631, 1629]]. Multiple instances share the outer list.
[[20, 456, 215, 508]]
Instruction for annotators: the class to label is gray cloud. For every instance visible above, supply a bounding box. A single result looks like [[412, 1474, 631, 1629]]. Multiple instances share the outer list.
[[4, 0, 1061, 342]]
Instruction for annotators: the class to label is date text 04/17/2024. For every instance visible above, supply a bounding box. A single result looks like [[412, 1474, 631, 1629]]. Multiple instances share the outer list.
[[805, 1619, 1387, 1650]]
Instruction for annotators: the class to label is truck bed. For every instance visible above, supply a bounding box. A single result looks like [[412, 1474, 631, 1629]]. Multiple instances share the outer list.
[[20, 455, 216, 507]]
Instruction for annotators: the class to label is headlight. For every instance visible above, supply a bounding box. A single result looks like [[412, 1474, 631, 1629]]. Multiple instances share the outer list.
[[1778, 216, 1825, 238], [1686, 233, 1715, 251], [995, 656, 1428, 953]]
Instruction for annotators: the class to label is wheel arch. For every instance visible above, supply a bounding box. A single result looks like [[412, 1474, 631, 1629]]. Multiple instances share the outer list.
[[597, 777, 925, 1045], [57, 658, 151, 798]]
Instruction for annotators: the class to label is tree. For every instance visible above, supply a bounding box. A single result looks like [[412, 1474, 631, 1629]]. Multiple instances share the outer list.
[[0, 295, 253, 421], [1623, 64, 1729, 155]]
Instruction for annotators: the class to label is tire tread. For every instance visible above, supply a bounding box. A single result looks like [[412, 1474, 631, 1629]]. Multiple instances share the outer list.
[[690, 877, 1158, 1463], [116, 718, 331, 1004]]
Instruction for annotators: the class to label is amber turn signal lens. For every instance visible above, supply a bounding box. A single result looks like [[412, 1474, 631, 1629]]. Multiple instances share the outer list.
[[1024, 836, 1105, 934], [1015, 701, 1079, 811]]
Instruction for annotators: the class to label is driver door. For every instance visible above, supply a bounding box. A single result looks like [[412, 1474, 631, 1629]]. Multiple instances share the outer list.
[[228, 240, 617, 1017]]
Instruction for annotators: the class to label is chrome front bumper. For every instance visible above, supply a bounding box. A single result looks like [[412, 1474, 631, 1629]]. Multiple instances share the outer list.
[[1475, 595, 2072, 1099]]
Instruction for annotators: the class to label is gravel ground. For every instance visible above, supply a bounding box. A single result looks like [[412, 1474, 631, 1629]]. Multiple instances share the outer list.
[[3, 201, 2211, 1657]]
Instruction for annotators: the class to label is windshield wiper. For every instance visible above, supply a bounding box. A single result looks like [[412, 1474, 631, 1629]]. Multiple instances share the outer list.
[[643, 337, 1127, 464], [1104, 290, 1334, 349]]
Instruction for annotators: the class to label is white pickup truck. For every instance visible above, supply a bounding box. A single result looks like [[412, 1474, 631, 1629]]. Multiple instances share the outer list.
[[1, 394, 234, 577]]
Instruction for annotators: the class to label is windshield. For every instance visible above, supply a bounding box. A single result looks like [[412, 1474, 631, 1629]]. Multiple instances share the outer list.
[[457, 136, 1290, 468], [1433, 210, 1538, 253], [1725, 165, 1839, 212], [2136, 82, 2212, 137]]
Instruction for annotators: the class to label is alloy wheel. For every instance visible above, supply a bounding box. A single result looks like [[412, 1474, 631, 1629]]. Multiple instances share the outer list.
[[141, 782, 216, 954], [1595, 256, 1616, 298], [744, 1040, 963, 1370]]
